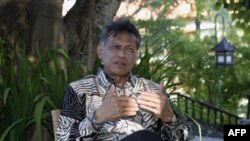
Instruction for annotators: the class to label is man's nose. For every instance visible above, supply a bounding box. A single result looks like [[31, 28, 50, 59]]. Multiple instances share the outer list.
[[117, 48, 126, 57]]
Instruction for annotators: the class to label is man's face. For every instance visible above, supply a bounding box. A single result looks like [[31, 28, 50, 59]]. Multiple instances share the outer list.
[[97, 32, 139, 77]]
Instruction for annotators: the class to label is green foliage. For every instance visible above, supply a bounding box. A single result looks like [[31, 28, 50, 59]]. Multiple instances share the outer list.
[[222, 0, 250, 31], [142, 0, 174, 17], [0, 39, 81, 141], [131, 0, 250, 116], [170, 35, 217, 101], [170, 30, 250, 112], [133, 18, 186, 93]]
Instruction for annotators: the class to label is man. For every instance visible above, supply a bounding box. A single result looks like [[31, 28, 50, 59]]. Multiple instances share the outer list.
[[57, 18, 192, 141]]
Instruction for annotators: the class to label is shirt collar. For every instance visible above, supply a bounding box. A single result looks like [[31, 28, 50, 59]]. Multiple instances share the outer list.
[[96, 66, 136, 87]]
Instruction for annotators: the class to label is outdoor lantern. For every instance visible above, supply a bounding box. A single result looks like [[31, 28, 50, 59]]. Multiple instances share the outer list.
[[212, 13, 237, 108], [212, 38, 236, 66]]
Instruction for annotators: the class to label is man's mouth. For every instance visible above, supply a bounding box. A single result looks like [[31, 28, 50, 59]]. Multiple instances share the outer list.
[[114, 61, 126, 66]]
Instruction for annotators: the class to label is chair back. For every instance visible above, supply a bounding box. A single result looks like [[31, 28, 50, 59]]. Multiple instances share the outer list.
[[51, 109, 61, 141]]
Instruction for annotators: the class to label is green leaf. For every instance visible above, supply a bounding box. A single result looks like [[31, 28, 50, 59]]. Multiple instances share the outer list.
[[3, 87, 11, 105], [34, 96, 47, 141], [56, 48, 69, 59], [40, 77, 50, 84], [0, 117, 28, 141], [34, 96, 56, 141], [33, 94, 46, 103]]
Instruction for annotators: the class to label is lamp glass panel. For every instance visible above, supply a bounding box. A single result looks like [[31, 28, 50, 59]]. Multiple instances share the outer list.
[[226, 55, 232, 63], [217, 55, 225, 63]]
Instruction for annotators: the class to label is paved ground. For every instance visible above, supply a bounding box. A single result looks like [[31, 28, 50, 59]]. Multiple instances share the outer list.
[[193, 136, 223, 141]]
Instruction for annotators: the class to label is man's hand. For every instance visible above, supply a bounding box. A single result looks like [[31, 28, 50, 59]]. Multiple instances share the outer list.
[[137, 82, 175, 123], [95, 84, 139, 123]]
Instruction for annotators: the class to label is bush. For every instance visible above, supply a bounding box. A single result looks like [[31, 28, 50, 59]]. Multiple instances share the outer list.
[[0, 39, 81, 141]]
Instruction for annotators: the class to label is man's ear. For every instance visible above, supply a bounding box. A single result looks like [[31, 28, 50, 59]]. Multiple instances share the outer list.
[[97, 45, 102, 59]]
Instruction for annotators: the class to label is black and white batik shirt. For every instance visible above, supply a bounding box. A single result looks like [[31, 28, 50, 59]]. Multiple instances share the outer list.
[[57, 68, 192, 141]]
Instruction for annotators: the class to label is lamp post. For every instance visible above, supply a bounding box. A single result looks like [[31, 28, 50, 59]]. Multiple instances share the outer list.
[[212, 13, 236, 108]]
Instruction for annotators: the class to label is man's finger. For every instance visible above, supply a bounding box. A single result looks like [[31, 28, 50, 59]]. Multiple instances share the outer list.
[[120, 111, 137, 117], [139, 92, 161, 99], [107, 84, 116, 96], [137, 99, 157, 108], [139, 104, 159, 115], [137, 95, 160, 104], [119, 96, 138, 108]]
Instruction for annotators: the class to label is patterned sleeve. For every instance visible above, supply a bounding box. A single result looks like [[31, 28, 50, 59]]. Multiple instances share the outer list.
[[56, 85, 102, 141], [159, 115, 194, 141]]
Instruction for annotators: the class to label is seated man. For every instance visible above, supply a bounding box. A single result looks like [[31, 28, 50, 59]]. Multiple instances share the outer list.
[[57, 17, 192, 141]]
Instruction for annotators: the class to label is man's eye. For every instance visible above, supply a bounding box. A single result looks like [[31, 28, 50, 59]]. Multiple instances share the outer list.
[[127, 48, 135, 52], [111, 46, 119, 49]]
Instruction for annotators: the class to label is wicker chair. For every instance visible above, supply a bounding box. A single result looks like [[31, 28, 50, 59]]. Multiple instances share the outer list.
[[51, 109, 61, 141]]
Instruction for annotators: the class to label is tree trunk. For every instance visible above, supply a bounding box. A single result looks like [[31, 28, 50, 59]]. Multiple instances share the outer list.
[[64, 0, 121, 74], [0, 0, 30, 50], [29, 0, 65, 55], [0, 0, 122, 74]]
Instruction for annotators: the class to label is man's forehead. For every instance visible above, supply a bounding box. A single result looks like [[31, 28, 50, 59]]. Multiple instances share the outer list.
[[108, 32, 137, 42]]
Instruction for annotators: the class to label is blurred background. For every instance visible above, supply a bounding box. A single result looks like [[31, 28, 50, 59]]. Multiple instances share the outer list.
[[0, 0, 250, 140]]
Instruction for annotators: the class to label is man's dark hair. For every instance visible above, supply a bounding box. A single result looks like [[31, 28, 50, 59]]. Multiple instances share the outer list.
[[99, 17, 141, 48]]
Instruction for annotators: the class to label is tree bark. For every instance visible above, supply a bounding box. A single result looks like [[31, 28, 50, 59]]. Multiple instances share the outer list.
[[64, 0, 121, 74], [0, 0, 122, 74], [28, 0, 65, 55], [0, 0, 30, 50]]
